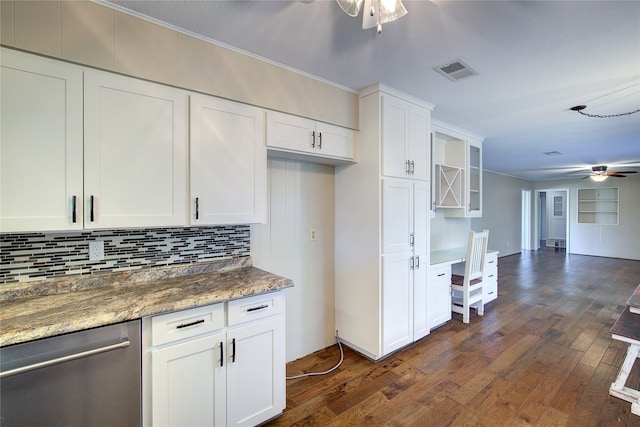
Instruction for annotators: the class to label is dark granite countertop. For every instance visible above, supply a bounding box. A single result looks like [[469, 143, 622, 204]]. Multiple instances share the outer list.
[[0, 257, 293, 347]]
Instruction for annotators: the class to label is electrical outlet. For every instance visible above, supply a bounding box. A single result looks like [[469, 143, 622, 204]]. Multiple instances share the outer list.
[[310, 228, 317, 241], [89, 241, 104, 261]]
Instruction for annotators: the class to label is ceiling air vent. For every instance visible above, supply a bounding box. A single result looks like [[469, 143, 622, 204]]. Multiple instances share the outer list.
[[433, 59, 478, 82]]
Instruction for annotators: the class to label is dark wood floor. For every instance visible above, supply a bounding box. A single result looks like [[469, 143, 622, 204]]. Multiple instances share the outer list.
[[265, 249, 640, 426]]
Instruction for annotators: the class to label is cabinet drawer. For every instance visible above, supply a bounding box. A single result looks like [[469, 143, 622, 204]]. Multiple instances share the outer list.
[[484, 267, 498, 283], [428, 264, 451, 283], [485, 252, 498, 267], [484, 280, 498, 302], [228, 291, 283, 327], [151, 303, 225, 346]]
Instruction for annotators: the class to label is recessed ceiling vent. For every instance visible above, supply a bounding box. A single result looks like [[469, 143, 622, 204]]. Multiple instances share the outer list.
[[433, 59, 478, 82]]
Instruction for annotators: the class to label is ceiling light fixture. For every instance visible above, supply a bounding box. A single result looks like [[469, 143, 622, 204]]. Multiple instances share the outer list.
[[589, 175, 607, 182], [570, 104, 640, 118], [337, 0, 407, 34]]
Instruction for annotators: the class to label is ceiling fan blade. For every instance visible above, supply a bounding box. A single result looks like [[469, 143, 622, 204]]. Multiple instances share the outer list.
[[608, 174, 626, 178], [608, 170, 637, 174]]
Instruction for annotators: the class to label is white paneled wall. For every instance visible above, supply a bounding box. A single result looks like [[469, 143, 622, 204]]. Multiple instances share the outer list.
[[251, 158, 336, 362]]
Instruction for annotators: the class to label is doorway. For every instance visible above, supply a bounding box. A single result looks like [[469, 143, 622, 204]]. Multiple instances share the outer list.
[[521, 189, 532, 251], [533, 189, 569, 252]]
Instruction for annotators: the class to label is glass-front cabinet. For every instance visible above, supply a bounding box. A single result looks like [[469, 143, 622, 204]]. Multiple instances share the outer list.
[[431, 121, 483, 218]]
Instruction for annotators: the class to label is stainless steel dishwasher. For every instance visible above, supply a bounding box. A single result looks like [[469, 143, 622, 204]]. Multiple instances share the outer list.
[[0, 319, 141, 426]]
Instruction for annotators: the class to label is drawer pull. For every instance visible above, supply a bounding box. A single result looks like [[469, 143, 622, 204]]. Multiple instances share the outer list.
[[219, 341, 224, 367], [246, 304, 269, 312], [72, 195, 77, 223], [437, 273, 446, 277], [231, 338, 236, 363], [176, 319, 205, 329], [487, 274, 495, 278]]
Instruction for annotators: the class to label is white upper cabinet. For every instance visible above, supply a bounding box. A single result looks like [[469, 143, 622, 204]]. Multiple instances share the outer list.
[[381, 95, 431, 181], [84, 70, 188, 228], [190, 95, 266, 225], [432, 121, 483, 217], [266, 110, 355, 164], [1, 48, 84, 232]]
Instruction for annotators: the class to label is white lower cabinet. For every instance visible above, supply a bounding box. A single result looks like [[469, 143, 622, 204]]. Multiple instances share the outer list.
[[143, 291, 285, 427], [483, 252, 499, 303], [427, 264, 452, 329]]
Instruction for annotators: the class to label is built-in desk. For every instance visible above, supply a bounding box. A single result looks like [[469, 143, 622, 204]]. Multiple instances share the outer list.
[[427, 247, 499, 327], [430, 247, 499, 267]]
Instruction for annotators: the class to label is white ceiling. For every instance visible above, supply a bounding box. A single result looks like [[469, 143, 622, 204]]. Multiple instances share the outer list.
[[105, 0, 640, 181]]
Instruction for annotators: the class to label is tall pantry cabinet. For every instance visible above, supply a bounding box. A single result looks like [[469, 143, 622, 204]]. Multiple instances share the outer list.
[[335, 85, 434, 360]]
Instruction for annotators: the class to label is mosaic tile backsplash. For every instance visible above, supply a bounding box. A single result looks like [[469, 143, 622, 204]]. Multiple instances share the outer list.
[[0, 226, 250, 284]]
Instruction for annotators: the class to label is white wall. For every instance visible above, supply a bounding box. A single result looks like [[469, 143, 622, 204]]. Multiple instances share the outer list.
[[251, 158, 336, 363], [473, 170, 640, 260], [533, 174, 640, 260], [473, 171, 533, 257], [430, 213, 471, 251], [432, 170, 531, 257]]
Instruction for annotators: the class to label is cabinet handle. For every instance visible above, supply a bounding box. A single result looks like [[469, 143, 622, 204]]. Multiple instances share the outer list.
[[415, 255, 420, 269], [409, 256, 414, 270], [90, 195, 95, 222], [437, 273, 446, 277], [72, 195, 77, 223], [406, 160, 410, 174], [410, 232, 414, 247], [195, 197, 199, 220], [0, 340, 129, 379], [176, 319, 205, 329], [230, 338, 236, 363], [410, 160, 415, 175], [219, 341, 224, 367], [246, 304, 269, 312], [311, 131, 316, 148], [318, 132, 322, 149]]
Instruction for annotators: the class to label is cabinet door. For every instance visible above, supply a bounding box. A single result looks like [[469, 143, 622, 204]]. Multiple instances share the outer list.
[[382, 252, 414, 355], [382, 178, 413, 254], [191, 95, 266, 225], [226, 317, 285, 427], [315, 121, 355, 160], [0, 49, 83, 232], [412, 181, 430, 340], [381, 95, 410, 178], [467, 139, 482, 216], [151, 333, 226, 427], [408, 105, 431, 181], [84, 70, 187, 228], [266, 110, 315, 154], [428, 279, 453, 329]]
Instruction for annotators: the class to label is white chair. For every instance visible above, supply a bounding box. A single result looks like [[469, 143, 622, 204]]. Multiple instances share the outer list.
[[451, 229, 489, 324]]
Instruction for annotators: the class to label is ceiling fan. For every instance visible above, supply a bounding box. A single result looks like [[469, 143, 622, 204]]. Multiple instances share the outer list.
[[582, 165, 638, 181]]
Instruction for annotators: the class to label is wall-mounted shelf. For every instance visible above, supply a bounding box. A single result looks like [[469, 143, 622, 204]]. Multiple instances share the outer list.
[[435, 164, 463, 208], [578, 187, 619, 225], [431, 123, 483, 217]]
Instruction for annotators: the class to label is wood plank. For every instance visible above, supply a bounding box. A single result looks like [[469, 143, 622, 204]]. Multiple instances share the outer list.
[[262, 250, 640, 427]]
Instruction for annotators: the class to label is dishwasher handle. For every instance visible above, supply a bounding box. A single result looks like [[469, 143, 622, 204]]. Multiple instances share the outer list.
[[0, 340, 130, 379]]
